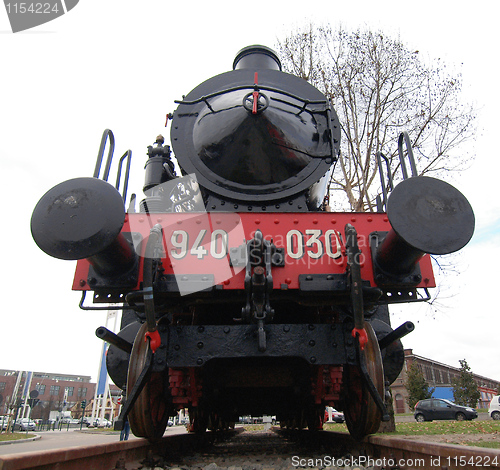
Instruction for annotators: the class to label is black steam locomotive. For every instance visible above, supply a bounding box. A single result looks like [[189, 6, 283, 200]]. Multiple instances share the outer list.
[[31, 45, 475, 440]]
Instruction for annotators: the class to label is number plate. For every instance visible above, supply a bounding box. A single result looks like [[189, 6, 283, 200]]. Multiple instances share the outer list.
[[73, 212, 435, 293]]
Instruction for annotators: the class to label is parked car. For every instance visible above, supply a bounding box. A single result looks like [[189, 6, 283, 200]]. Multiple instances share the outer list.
[[324, 407, 345, 423], [0, 416, 10, 430], [92, 418, 111, 427], [331, 409, 345, 423], [414, 398, 477, 422], [488, 395, 500, 420], [62, 418, 80, 425], [13, 418, 36, 431]]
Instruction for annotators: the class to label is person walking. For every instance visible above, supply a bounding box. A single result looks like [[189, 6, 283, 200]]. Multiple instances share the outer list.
[[120, 417, 130, 441]]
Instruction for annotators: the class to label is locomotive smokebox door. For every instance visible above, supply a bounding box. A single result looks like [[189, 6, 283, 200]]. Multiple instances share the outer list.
[[170, 45, 341, 211]]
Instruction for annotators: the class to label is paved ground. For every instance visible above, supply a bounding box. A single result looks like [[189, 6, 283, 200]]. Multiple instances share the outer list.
[[0, 425, 187, 456]]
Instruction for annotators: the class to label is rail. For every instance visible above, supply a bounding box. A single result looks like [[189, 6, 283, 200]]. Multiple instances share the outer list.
[[1, 428, 499, 470], [0, 432, 197, 470], [282, 429, 500, 470], [366, 433, 500, 469]]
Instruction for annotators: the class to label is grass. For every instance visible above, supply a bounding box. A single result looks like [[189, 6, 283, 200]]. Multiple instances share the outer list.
[[384, 420, 500, 436], [323, 419, 500, 449], [0, 432, 36, 442], [323, 422, 348, 432], [240, 424, 266, 431]]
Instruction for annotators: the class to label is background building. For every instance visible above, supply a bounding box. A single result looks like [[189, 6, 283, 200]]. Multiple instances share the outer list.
[[0, 369, 120, 422], [390, 350, 500, 413]]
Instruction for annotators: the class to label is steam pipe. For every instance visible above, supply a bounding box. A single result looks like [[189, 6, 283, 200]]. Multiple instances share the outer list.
[[95, 326, 133, 354], [378, 321, 415, 350]]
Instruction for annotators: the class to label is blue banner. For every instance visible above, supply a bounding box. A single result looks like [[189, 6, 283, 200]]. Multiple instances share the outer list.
[[96, 347, 108, 396]]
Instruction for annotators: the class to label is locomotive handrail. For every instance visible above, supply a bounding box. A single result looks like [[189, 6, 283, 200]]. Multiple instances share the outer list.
[[397, 131, 418, 179], [115, 149, 132, 203], [93, 128, 132, 203], [376, 152, 394, 212], [175, 83, 328, 108], [376, 132, 418, 211], [93, 128, 115, 181]]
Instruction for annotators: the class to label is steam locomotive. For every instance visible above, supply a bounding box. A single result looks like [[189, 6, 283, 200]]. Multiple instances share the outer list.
[[31, 45, 475, 440]]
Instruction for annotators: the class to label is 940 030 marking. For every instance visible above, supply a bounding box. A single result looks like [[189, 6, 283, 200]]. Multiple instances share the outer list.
[[168, 228, 343, 262]]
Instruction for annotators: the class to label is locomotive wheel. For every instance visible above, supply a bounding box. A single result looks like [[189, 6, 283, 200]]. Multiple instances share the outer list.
[[306, 407, 324, 431], [128, 323, 171, 439], [188, 407, 208, 433], [343, 322, 384, 440], [208, 412, 221, 431]]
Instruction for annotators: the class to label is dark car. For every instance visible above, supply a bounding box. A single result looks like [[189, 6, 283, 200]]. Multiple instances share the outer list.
[[414, 398, 477, 422]]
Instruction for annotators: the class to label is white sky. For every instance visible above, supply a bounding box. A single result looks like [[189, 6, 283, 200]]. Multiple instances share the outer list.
[[1, 0, 499, 386]]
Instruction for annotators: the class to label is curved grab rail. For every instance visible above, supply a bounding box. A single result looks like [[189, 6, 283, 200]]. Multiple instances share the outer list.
[[93, 129, 115, 181], [116, 150, 132, 202], [397, 131, 418, 179]]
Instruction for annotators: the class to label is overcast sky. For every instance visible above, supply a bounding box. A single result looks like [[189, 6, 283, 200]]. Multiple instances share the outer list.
[[1, 0, 499, 387]]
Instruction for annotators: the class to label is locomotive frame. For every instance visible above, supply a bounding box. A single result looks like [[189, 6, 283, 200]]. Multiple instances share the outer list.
[[31, 45, 474, 440]]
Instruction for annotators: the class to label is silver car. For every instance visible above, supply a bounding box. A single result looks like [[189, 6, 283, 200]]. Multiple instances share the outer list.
[[14, 418, 36, 431], [0, 416, 10, 430]]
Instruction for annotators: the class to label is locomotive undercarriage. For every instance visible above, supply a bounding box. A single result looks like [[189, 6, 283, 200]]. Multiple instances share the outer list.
[[107, 261, 397, 440]]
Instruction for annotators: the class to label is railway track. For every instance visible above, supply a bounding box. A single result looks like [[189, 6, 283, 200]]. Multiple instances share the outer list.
[[0, 428, 499, 470]]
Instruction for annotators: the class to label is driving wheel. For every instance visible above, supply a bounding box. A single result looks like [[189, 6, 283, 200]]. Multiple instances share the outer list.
[[343, 321, 384, 440], [188, 407, 208, 433], [128, 323, 171, 439]]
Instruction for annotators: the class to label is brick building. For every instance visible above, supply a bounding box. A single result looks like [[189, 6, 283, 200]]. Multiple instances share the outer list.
[[0, 369, 120, 422], [390, 350, 500, 413]]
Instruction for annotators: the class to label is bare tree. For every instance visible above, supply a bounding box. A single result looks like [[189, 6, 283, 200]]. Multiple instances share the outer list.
[[276, 26, 475, 211]]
